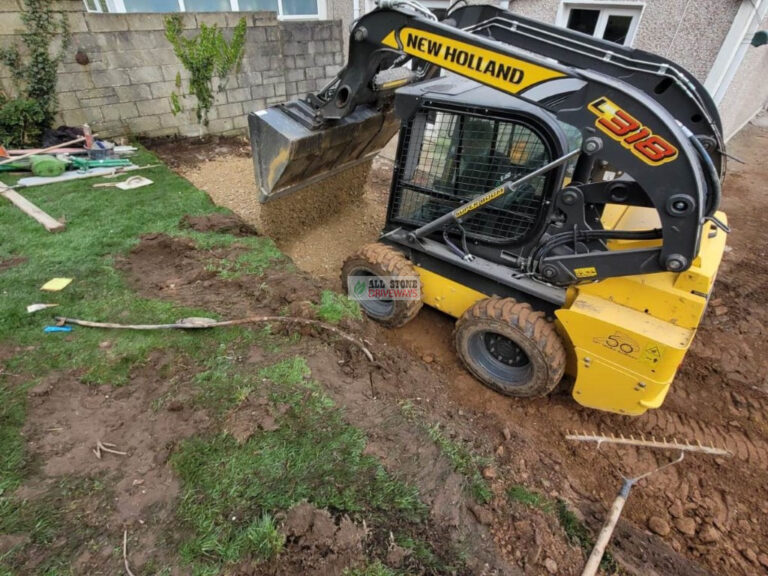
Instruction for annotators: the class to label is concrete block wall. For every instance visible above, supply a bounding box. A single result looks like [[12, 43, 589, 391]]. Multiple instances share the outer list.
[[0, 1, 344, 138]]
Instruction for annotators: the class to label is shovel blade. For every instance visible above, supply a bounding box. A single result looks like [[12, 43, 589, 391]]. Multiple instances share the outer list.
[[248, 102, 400, 203]]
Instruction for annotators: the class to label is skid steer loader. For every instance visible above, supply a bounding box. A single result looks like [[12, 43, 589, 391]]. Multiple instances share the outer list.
[[248, 0, 729, 415]]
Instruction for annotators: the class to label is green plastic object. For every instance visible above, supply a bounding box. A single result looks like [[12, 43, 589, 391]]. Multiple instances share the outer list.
[[0, 162, 26, 172], [71, 156, 131, 170], [752, 30, 768, 47], [29, 155, 68, 178]]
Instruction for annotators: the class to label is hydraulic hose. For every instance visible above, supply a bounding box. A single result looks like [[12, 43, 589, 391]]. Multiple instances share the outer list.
[[529, 228, 663, 274], [683, 126, 722, 218]]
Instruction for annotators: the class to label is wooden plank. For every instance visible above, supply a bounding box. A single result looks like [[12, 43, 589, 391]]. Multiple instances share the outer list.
[[6, 147, 84, 155], [0, 136, 85, 166], [0, 183, 66, 233]]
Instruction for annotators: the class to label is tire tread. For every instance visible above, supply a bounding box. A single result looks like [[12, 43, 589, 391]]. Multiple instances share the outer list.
[[341, 243, 423, 328], [454, 296, 566, 397]]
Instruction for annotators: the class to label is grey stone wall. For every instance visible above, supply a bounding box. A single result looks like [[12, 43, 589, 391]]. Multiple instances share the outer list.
[[0, 1, 344, 138]]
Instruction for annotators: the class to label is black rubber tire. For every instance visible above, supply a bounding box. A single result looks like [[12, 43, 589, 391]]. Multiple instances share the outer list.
[[341, 243, 423, 328], [454, 297, 566, 398]]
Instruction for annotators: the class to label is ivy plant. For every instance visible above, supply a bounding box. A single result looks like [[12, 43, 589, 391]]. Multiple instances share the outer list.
[[165, 15, 247, 126], [0, 0, 71, 144]]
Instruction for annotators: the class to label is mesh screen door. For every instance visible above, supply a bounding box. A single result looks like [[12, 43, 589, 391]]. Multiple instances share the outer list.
[[393, 110, 553, 243]]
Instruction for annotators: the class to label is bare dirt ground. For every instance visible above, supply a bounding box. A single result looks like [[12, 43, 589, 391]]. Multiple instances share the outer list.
[[116, 231, 509, 575], [145, 126, 768, 575]]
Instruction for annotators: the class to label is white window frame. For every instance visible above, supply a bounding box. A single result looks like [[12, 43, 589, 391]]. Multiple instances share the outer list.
[[556, 1, 645, 47], [85, 0, 326, 20]]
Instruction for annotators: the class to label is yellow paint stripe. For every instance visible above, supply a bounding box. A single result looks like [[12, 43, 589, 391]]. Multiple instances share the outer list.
[[382, 28, 565, 94]]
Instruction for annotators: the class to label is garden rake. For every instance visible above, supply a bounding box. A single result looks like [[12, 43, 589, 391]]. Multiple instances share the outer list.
[[565, 432, 731, 576]]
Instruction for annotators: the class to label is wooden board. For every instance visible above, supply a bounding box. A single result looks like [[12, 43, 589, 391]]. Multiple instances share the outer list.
[[0, 183, 66, 233], [5, 147, 84, 155]]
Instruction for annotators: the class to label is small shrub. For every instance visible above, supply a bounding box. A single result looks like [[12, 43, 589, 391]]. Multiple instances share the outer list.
[[0, 96, 45, 147], [165, 15, 247, 125], [0, 0, 70, 143]]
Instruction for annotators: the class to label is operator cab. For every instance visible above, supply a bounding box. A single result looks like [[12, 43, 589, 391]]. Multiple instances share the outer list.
[[387, 77, 581, 265]]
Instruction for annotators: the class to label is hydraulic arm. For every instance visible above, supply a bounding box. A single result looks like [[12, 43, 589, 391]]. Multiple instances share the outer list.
[[250, 0, 726, 285]]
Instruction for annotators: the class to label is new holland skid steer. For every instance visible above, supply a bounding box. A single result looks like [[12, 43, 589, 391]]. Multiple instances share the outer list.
[[248, 1, 729, 415]]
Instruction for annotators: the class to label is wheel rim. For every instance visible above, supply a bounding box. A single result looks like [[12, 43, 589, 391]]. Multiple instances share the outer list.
[[468, 330, 533, 385], [347, 267, 395, 319]]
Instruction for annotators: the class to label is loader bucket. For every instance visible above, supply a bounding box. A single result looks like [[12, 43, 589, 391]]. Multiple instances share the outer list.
[[248, 102, 400, 203]]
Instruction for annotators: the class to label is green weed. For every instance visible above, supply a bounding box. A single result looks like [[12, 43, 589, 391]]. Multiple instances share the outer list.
[[244, 514, 285, 560], [507, 484, 554, 513], [426, 423, 492, 504], [314, 290, 361, 323], [395, 535, 464, 573], [506, 485, 620, 574]]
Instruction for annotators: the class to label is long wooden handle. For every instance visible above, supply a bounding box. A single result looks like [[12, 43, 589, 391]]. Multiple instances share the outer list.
[[0, 136, 86, 166], [55, 314, 375, 361], [581, 479, 634, 576]]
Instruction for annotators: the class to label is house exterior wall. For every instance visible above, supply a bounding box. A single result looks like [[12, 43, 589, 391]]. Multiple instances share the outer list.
[[329, 0, 353, 56], [509, 0, 741, 82], [504, 0, 558, 22], [718, 14, 768, 140], [0, 1, 344, 138]]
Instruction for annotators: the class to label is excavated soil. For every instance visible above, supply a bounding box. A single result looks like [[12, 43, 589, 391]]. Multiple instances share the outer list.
[[147, 135, 375, 250], [119, 123, 768, 575], [150, 135, 391, 284], [13, 350, 211, 574], [116, 231, 322, 319]]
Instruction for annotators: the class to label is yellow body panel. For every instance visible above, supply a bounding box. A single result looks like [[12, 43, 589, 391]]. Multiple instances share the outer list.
[[556, 208, 728, 414], [415, 266, 488, 318], [556, 293, 693, 415], [411, 208, 728, 415]]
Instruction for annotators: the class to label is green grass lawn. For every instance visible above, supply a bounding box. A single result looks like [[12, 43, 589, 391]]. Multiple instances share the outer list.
[[0, 149, 456, 575], [0, 149, 264, 498]]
